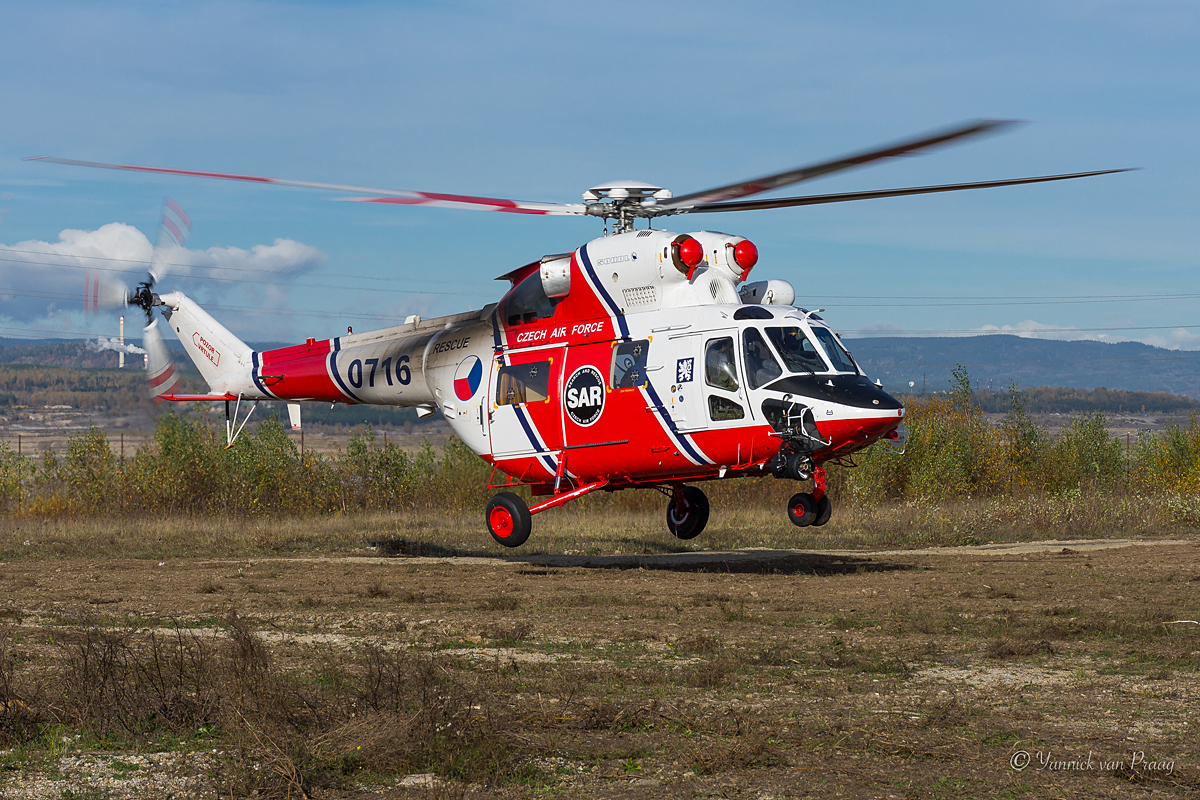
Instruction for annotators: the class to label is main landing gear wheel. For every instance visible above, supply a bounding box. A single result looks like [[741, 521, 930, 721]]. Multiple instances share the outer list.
[[666, 486, 709, 540], [486, 492, 532, 548], [813, 495, 832, 527], [788, 492, 817, 527]]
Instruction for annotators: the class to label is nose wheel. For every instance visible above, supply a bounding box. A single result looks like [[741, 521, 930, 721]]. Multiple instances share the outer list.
[[666, 485, 709, 540], [787, 464, 832, 528], [788, 492, 832, 527]]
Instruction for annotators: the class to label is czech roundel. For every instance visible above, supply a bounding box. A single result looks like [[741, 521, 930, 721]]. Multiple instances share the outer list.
[[453, 356, 483, 401]]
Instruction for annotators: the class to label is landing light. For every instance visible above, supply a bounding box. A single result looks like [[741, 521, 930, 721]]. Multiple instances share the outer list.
[[671, 236, 705, 276], [731, 239, 758, 279]]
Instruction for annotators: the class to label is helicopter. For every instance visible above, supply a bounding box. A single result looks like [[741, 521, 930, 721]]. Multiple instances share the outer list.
[[30, 119, 1128, 547]]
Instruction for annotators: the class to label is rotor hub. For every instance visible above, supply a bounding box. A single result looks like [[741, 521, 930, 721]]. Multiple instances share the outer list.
[[582, 181, 675, 232], [129, 281, 160, 323]]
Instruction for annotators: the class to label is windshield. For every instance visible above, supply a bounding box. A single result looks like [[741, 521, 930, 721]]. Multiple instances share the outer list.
[[765, 326, 827, 374], [810, 326, 857, 373]]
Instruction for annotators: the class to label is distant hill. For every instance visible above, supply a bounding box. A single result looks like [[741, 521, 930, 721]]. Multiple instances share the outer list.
[[846, 335, 1200, 399]]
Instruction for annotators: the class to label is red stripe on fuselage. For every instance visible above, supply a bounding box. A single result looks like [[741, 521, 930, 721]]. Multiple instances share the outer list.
[[258, 340, 343, 402]]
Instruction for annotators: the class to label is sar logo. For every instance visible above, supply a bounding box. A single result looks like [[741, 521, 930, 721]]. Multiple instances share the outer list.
[[564, 365, 605, 427], [453, 355, 483, 401]]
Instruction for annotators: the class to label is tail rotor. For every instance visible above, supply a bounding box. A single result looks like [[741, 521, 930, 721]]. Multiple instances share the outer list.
[[83, 198, 192, 399]]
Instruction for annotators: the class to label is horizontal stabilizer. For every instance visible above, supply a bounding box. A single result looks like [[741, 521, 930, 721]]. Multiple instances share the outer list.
[[157, 393, 239, 402]]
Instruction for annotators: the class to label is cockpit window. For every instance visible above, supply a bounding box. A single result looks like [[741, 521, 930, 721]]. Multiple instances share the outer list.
[[765, 327, 827, 374], [504, 272, 562, 327], [704, 337, 740, 392], [810, 327, 857, 373], [743, 328, 782, 389]]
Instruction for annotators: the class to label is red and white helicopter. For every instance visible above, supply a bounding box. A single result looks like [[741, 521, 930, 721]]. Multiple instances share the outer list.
[[31, 120, 1126, 547]]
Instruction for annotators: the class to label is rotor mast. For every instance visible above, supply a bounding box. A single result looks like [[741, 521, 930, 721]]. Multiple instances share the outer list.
[[583, 181, 673, 234]]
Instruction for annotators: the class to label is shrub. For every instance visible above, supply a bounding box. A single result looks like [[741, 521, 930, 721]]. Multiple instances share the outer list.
[[5, 368, 1200, 518]]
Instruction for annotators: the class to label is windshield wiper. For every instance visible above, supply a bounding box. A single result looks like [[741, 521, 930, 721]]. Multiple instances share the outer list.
[[789, 358, 817, 376]]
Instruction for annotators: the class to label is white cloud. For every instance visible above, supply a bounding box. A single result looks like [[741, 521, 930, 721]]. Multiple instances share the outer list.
[[975, 320, 1101, 342], [975, 320, 1200, 350], [185, 239, 327, 278], [1141, 328, 1200, 350], [0, 223, 327, 337]]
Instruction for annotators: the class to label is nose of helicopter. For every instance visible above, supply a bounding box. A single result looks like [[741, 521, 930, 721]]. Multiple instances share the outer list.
[[811, 409, 905, 456], [859, 411, 905, 442]]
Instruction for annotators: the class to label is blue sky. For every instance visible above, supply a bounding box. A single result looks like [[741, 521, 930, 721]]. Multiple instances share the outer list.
[[1, 1, 1196, 348]]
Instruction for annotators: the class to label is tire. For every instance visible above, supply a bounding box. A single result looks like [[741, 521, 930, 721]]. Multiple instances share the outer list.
[[813, 495, 832, 527], [666, 486, 710, 540], [486, 492, 532, 548], [785, 451, 812, 481], [788, 492, 817, 527]]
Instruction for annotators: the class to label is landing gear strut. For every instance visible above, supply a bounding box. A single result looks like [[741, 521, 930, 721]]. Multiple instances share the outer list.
[[666, 485, 709, 540]]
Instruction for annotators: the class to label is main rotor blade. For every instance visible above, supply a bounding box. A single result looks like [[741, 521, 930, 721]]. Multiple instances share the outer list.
[[679, 169, 1135, 214], [659, 119, 1020, 211], [338, 195, 585, 215], [24, 156, 586, 216]]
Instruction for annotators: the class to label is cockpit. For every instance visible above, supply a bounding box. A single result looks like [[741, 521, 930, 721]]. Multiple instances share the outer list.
[[731, 305, 861, 382], [716, 305, 902, 435]]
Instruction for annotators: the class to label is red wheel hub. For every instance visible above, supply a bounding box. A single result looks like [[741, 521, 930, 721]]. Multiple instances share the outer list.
[[490, 506, 513, 538]]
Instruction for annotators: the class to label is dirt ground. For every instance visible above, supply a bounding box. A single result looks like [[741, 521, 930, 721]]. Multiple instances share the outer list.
[[2, 536, 1199, 798]]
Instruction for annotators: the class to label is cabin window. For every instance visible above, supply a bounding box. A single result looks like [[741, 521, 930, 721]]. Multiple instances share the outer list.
[[610, 339, 650, 389], [810, 326, 857, 373], [765, 327, 827, 374], [709, 395, 744, 421], [743, 328, 782, 389], [495, 361, 550, 406], [704, 337, 740, 392], [504, 272, 562, 326]]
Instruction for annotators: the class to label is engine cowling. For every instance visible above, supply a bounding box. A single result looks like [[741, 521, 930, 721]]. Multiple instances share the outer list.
[[539, 254, 571, 298]]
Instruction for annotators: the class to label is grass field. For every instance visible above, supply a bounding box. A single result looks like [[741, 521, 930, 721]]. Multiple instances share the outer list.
[[3, 386, 1200, 797], [0, 518, 1198, 799]]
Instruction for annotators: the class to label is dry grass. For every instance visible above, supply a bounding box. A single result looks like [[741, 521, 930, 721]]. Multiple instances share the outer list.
[[1, 539, 1198, 798], [0, 491, 1193, 563], [0, 618, 531, 797]]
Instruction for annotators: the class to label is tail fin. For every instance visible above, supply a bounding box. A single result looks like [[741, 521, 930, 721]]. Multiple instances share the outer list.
[[157, 291, 252, 387]]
